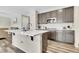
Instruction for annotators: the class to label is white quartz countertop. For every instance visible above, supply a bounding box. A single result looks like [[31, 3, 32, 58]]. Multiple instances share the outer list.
[[21, 30, 48, 36], [5, 30, 48, 36]]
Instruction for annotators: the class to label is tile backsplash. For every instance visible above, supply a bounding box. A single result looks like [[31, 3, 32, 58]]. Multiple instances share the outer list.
[[39, 23, 74, 30]]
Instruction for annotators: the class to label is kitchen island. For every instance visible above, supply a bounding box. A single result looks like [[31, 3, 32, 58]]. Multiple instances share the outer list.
[[5, 30, 48, 53]]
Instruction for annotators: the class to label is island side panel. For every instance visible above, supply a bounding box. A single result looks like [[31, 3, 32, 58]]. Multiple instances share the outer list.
[[42, 32, 48, 53], [12, 32, 42, 53]]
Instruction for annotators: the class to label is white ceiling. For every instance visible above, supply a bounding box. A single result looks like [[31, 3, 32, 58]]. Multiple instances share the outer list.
[[0, 6, 70, 15]]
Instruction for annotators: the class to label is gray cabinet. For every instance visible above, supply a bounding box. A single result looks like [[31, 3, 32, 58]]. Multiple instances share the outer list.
[[50, 31, 56, 40], [56, 30, 74, 43], [50, 10, 58, 19], [38, 13, 44, 24], [38, 13, 45, 24], [63, 7, 74, 23], [56, 31, 63, 42], [38, 12, 51, 24], [63, 30, 74, 43], [57, 9, 63, 23], [38, 6, 74, 24], [38, 14, 41, 24], [57, 7, 74, 23], [38, 11, 57, 24], [44, 12, 51, 23]]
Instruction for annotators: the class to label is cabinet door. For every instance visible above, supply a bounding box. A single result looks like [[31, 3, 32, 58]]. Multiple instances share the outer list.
[[42, 13, 48, 24], [61, 31, 74, 43], [56, 31, 63, 42], [45, 12, 51, 22], [50, 31, 56, 40], [38, 12, 51, 24], [40, 13, 45, 24], [46, 12, 51, 18], [38, 14, 42, 24], [63, 7, 74, 23], [12, 33, 23, 47], [50, 10, 58, 22], [57, 9, 63, 23], [38, 13, 46, 24], [56, 30, 74, 43], [64, 31, 74, 43]]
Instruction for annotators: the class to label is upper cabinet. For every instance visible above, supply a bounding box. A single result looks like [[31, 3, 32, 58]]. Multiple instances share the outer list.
[[38, 6, 74, 24], [38, 13, 45, 24], [63, 7, 74, 23], [38, 12, 51, 24], [50, 10, 58, 19], [57, 9, 63, 23]]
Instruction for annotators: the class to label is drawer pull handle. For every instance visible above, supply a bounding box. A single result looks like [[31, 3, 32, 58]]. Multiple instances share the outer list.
[[30, 36, 33, 41]]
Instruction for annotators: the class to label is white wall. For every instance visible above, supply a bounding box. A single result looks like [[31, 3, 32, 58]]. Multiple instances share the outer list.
[[74, 6, 79, 47], [10, 14, 22, 29], [28, 10, 38, 30], [0, 16, 11, 28], [0, 10, 22, 29]]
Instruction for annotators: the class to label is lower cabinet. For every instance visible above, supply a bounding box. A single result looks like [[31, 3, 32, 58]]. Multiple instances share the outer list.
[[12, 33, 43, 53], [50, 31, 56, 40], [12, 32, 49, 53], [56, 30, 74, 43], [56, 31, 63, 42]]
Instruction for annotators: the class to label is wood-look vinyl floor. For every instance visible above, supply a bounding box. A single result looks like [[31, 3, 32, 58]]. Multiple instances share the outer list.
[[47, 40, 79, 53], [0, 39, 79, 53], [0, 30, 25, 53], [0, 39, 25, 53]]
